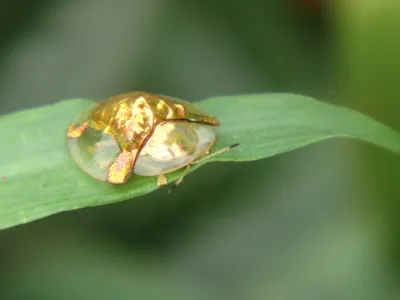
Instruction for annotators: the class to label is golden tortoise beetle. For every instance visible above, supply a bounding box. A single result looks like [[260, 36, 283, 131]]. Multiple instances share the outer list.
[[66, 91, 238, 188]]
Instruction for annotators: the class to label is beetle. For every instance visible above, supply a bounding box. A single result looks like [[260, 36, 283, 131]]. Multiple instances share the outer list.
[[66, 91, 238, 188]]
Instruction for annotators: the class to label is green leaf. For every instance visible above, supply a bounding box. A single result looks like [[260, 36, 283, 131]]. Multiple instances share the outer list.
[[0, 94, 399, 229]]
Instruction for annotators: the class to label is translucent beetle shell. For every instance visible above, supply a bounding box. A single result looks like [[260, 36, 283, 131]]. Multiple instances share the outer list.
[[66, 91, 220, 185]]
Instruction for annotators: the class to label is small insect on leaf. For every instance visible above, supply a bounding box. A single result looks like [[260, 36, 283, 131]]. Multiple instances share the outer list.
[[66, 91, 238, 188]]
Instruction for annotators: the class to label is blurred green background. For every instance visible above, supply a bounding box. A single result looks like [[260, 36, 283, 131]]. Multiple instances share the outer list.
[[0, 1, 399, 299]]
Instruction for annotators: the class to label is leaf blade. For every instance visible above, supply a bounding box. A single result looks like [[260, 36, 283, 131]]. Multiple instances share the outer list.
[[0, 94, 399, 229]]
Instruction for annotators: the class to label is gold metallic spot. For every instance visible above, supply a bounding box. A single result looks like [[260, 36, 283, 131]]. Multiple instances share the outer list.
[[66, 122, 89, 138], [107, 151, 133, 184], [174, 104, 185, 117]]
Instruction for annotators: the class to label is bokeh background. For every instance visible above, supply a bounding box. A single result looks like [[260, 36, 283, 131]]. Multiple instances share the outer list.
[[0, 1, 399, 299]]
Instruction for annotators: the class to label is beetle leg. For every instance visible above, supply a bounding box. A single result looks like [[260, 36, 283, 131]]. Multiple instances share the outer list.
[[168, 143, 239, 193], [192, 143, 239, 165], [157, 174, 167, 187], [168, 164, 191, 193]]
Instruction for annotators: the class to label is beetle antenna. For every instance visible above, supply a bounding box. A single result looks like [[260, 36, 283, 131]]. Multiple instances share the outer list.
[[191, 143, 240, 165]]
